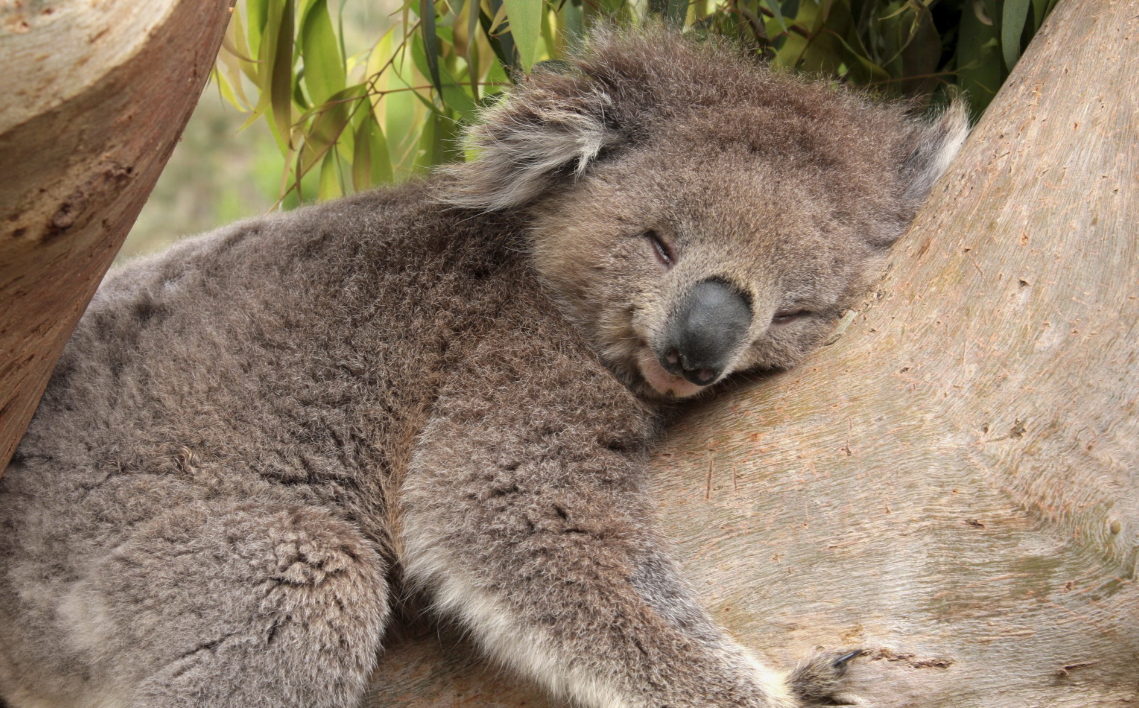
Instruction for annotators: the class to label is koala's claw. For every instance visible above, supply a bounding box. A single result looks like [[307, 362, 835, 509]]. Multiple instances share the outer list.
[[790, 648, 865, 706], [832, 650, 863, 670]]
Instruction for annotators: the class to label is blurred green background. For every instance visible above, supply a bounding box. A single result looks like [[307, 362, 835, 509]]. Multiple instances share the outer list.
[[120, 0, 1057, 262]]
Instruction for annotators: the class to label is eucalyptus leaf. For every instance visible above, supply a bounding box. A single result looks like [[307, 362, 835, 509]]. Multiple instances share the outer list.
[[214, 0, 1058, 209], [762, 0, 787, 32], [959, 0, 1003, 118], [479, 5, 517, 74], [353, 112, 394, 189], [300, 0, 346, 106], [269, 0, 297, 150], [318, 149, 341, 200], [466, 0, 481, 100], [247, 0, 271, 57], [420, 0, 446, 96], [1002, 0, 1031, 70], [501, 0, 544, 71]]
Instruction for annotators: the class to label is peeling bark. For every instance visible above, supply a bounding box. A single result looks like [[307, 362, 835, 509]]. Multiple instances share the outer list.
[[364, 0, 1139, 705], [0, 0, 234, 473]]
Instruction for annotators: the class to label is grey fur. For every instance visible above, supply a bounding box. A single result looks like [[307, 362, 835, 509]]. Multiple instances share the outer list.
[[0, 29, 966, 708]]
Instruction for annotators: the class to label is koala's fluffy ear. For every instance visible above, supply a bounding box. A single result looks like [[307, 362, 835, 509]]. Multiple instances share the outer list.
[[442, 69, 622, 211], [900, 99, 970, 209]]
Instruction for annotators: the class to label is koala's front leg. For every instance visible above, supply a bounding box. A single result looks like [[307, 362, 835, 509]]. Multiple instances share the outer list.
[[401, 343, 827, 708]]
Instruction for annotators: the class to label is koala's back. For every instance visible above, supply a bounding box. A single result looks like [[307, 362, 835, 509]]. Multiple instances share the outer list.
[[0, 182, 533, 699]]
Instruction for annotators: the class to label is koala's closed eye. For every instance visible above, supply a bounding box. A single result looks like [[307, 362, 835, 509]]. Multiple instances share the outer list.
[[644, 230, 676, 268], [772, 309, 812, 324]]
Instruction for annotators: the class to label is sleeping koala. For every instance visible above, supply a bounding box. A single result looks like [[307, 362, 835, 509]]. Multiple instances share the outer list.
[[0, 28, 966, 708]]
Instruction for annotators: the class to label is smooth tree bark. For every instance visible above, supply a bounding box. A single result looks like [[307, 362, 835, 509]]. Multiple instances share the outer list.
[[0, 0, 234, 473], [363, 0, 1139, 705]]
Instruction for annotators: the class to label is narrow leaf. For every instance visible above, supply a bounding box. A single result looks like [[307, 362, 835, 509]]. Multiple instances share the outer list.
[[366, 27, 397, 118], [420, 0, 446, 96], [338, 0, 349, 63], [228, 5, 261, 85], [958, 0, 1002, 119], [300, 0, 346, 106], [649, 0, 686, 23], [298, 85, 367, 176], [559, 0, 583, 45], [466, 0, 481, 101], [354, 113, 395, 189], [501, 0, 543, 72], [318, 150, 341, 200], [352, 114, 373, 192], [479, 4, 516, 75], [270, 0, 297, 150], [411, 33, 479, 121], [1002, 0, 1031, 70], [761, 0, 787, 32], [247, 0, 271, 58]]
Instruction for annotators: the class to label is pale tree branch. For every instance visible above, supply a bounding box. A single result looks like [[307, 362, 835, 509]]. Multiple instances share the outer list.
[[0, 0, 235, 472]]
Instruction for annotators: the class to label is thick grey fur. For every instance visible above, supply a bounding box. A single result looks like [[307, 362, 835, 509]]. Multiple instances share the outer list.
[[0, 29, 967, 708]]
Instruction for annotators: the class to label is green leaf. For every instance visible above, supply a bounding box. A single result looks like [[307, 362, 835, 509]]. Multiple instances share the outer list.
[[411, 33, 479, 122], [479, 6, 515, 74], [318, 149, 341, 200], [420, 0, 446, 96], [649, 0, 687, 23], [466, 0, 481, 100], [353, 113, 394, 189], [958, 0, 1002, 119], [300, 0, 346, 107], [502, 0, 543, 72], [415, 111, 439, 172], [761, 0, 787, 32], [337, 0, 349, 63], [559, 0, 583, 44], [298, 85, 367, 174], [1001, 0, 1031, 70], [269, 0, 297, 150], [829, 30, 891, 82], [351, 123, 373, 192], [247, 0, 271, 58]]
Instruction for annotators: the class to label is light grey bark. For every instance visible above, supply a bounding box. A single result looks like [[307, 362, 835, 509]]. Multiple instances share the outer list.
[[0, 0, 234, 473], [364, 0, 1139, 705]]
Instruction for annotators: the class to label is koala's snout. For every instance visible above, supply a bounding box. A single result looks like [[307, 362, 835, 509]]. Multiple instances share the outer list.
[[658, 278, 752, 385]]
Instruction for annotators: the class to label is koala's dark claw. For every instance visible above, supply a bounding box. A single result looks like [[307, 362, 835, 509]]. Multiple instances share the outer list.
[[832, 649, 864, 671]]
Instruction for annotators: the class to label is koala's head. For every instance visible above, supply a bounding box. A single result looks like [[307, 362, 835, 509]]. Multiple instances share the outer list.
[[444, 29, 968, 400]]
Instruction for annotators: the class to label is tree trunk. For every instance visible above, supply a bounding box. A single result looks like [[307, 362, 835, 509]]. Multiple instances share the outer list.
[[364, 0, 1139, 705], [0, 0, 234, 474]]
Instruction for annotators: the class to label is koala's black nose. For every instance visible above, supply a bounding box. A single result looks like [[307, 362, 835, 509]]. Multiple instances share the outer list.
[[658, 278, 752, 386]]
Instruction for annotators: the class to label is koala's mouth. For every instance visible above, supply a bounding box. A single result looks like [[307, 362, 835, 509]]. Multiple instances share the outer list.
[[635, 347, 709, 399]]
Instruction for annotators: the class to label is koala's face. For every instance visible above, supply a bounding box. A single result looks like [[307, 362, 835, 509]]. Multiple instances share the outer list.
[[446, 30, 968, 399], [528, 139, 887, 399]]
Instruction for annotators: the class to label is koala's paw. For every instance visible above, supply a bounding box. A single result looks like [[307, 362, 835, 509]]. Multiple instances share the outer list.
[[790, 649, 865, 706]]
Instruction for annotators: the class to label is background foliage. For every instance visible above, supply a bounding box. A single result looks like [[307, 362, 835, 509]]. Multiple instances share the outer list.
[[121, 0, 1057, 259]]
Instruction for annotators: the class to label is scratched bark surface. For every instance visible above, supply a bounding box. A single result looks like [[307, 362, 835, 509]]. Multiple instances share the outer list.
[[364, 1, 1139, 705], [0, 0, 234, 474]]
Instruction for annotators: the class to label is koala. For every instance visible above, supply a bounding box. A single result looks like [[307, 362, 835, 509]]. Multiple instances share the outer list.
[[0, 28, 966, 708]]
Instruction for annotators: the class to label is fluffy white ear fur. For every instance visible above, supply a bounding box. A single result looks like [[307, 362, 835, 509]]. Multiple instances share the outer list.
[[442, 79, 621, 211], [901, 98, 970, 206]]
